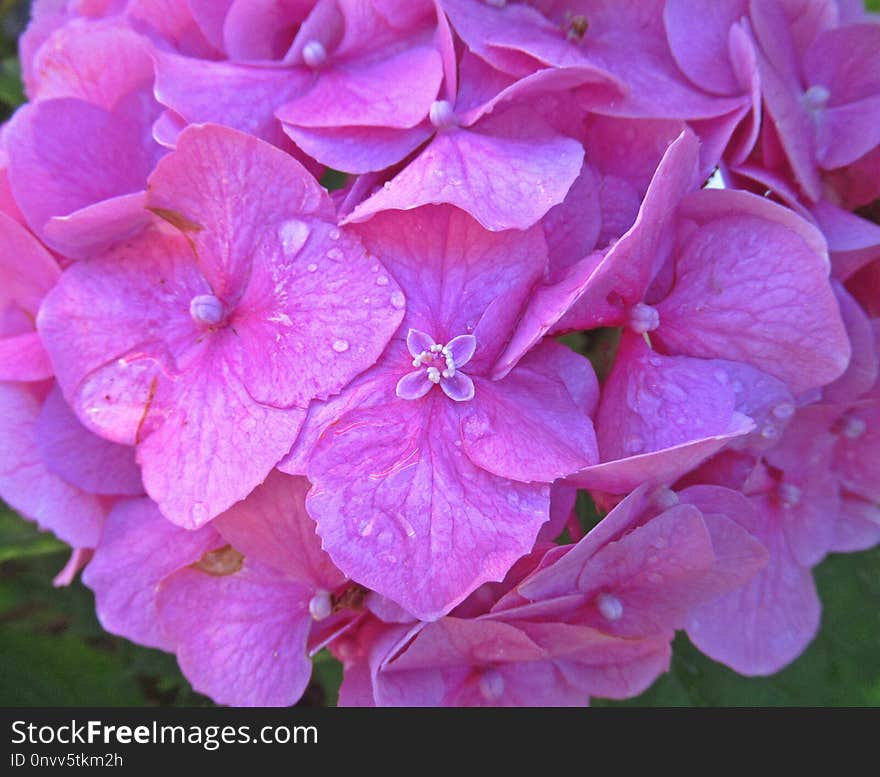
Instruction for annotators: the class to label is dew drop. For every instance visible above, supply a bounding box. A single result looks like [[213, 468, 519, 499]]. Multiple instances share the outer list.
[[376, 275, 390, 286], [306, 263, 318, 273], [327, 247, 343, 260], [478, 670, 505, 701], [279, 219, 310, 258], [332, 339, 350, 353], [597, 593, 624, 621], [390, 291, 405, 309]]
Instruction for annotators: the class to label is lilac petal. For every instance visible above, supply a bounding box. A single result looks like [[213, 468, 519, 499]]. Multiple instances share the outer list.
[[154, 52, 311, 146], [5, 98, 164, 254], [157, 559, 314, 707], [36, 384, 143, 497], [440, 371, 475, 402], [446, 334, 477, 368], [82, 496, 222, 650], [656, 190, 851, 395], [346, 112, 584, 231], [0, 382, 107, 548], [664, 0, 748, 96], [306, 399, 549, 620], [461, 343, 598, 483], [406, 328, 436, 358], [686, 517, 821, 676], [396, 369, 433, 401], [30, 21, 155, 110]]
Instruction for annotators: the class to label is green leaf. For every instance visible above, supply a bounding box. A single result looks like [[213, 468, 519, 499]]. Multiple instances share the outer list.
[[596, 547, 880, 707], [0, 507, 67, 564]]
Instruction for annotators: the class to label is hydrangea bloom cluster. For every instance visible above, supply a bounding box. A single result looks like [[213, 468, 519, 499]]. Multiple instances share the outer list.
[[1, 0, 877, 706]]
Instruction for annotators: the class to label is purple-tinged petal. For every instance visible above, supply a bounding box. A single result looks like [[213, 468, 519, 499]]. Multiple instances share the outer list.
[[346, 111, 584, 231], [822, 284, 877, 405], [686, 517, 821, 676], [0, 382, 107, 548], [446, 334, 477, 367], [157, 559, 313, 706], [351, 205, 546, 372], [664, 0, 748, 96], [307, 397, 549, 620], [82, 496, 221, 650], [154, 52, 311, 146], [36, 384, 143, 496], [830, 494, 880, 553], [461, 342, 598, 483], [406, 328, 436, 358], [655, 191, 850, 394], [0, 333, 53, 382], [212, 470, 344, 590], [396, 369, 433, 401], [440, 371, 475, 402], [281, 122, 434, 174]]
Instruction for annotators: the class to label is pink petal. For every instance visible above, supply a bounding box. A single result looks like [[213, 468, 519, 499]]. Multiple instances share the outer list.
[[0, 382, 107, 548], [306, 397, 549, 620], [82, 496, 221, 650], [655, 190, 850, 394], [461, 342, 598, 483], [212, 470, 344, 590], [346, 112, 584, 231], [36, 384, 143, 496], [157, 559, 314, 706]]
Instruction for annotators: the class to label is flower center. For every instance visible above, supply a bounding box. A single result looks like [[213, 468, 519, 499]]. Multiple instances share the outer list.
[[396, 328, 476, 402], [189, 293, 225, 327]]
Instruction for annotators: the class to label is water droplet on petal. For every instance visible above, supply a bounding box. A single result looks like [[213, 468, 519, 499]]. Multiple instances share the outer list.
[[279, 219, 310, 258], [390, 291, 405, 309], [306, 263, 318, 273], [597, 593, 624, 621], [478, 669, 505, 701], [376, 275, 389, 286], [332, 339, 350, 353]]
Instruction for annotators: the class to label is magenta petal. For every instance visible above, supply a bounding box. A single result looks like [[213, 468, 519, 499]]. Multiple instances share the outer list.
[[154, 52, 311, 146], [663, 0, 748, 95], [146, 124, 332, 300], [277, 45, 442, 129], [307, 398, 549, 620], [346, 116, 584, 231], [212, 470, 344, 591], [830, 495, 880, 553], [686, 519, 821, 676], [157, 559, 313, 706], [82, 497, 221, 650], [461, 343, 598, 483], [0, 333, 54, 382], [5, 98, 163, 253], [656, 191, 850, 394]]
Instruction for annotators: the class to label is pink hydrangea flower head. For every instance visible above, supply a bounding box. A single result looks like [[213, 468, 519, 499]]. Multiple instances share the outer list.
[[38, 124, 404, 527]]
